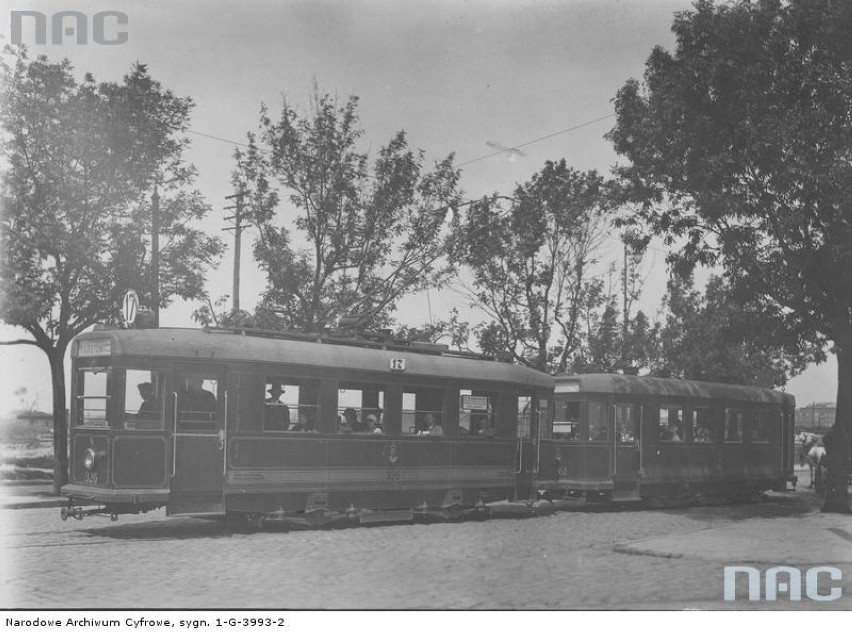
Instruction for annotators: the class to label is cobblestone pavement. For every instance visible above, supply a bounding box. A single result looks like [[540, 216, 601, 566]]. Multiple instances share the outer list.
[[3, 485, 847, 610]]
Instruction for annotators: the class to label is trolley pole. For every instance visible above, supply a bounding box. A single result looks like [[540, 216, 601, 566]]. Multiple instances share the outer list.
[[224, 189, 250, 313], [151, 186, 160, 328]]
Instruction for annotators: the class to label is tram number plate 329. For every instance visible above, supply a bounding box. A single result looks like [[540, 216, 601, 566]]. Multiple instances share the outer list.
[[84, 471, 99, 484]]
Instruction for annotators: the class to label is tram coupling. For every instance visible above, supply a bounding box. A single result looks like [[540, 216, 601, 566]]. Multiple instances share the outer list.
[[60, 503, 119, 522]]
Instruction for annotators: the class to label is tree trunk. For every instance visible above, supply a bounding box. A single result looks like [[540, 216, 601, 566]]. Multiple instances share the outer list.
[[822, 341, 851, 513], [49, 347, 69, 495]]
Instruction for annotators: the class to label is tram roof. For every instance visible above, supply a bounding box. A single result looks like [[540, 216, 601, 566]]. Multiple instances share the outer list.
[[73, 328, 554, 388], [554, 373, 794, 406]]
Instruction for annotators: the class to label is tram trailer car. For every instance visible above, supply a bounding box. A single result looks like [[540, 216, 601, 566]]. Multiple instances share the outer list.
[[61, 328, 553, 525], [538, 374, 796, 502]]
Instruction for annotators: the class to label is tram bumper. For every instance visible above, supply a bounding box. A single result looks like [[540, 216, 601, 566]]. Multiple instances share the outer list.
[[61, 484, 169, 519]]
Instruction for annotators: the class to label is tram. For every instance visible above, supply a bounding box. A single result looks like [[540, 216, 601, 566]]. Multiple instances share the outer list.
[[61, 327, 552, 525], [538, 374, 797, 502]]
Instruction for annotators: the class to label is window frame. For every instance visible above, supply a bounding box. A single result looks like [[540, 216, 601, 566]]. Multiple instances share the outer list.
[[658, 404, 686, 443], [123, 368, 167, 430], [76, 367, 112, 428]]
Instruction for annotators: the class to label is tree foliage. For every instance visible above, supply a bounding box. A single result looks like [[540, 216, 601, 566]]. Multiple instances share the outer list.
[[650, 275, 809, 386], [232, 89, 461, 333], [0, 49, 223, 490], [450, 160, 611, 372], [609, 0, 852, 511]]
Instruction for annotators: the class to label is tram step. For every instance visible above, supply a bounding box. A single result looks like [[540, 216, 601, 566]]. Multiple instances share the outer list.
[[358, 508, 414, 524]]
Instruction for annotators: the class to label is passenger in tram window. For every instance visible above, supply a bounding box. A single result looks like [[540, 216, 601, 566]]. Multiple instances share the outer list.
[[290, 410, 315, 432], [419, 413, 443, 436], [670, 422, 684, 442], [264, 383, 291, 430], [340, 407, 364, 433], [137, 382, 160, 419], [366, 413, 383, 434], [474, 414, 495, 437], [694, 426, 713, 442]]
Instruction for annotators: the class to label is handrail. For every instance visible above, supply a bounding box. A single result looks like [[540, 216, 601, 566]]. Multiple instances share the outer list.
[[609, 403, 618, 478], [222, 390, 228, 475], [516, 438, 524, 474], [638, 403, 645, 475], [170, 392, 178, 478], [534, 408, 541, 475]]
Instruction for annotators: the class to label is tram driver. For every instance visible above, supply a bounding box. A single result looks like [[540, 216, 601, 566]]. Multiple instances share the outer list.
[[179, 376, 217, 421], [137, 382, 160, 420]]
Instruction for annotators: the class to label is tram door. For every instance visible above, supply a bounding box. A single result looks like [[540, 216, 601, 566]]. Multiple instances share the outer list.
[[168, 364, 227, 514], [516, 393, 544, 498], [612, 402, 641, 497]]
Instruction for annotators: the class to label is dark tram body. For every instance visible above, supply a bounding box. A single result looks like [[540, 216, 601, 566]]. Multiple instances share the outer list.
[[62, 328, 797, 524], [62, 328, 552, 524], [538, 374, 797, 502]]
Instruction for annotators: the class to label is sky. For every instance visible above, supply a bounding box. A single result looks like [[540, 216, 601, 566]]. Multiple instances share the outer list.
[[0, 0, 840, 414]]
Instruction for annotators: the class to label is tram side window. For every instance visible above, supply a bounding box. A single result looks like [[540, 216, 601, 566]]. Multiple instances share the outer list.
[[615, 404, 637, 443], [338, 383, 386, 434], [458, 390, 497, 437], [724, 409, 744, 442], [553, 401, 580, 440], [749, 411, 774, 443], [692, 408, 715, 443], [588, 401, 608, 441], [77, 368, 110, 427], [264, 378, 320, 432], [517, 395, 533, 439], [659, 406, 685, 442], [124, 369, 165, 429], [177, 375, 218, 429], [403, 387, 444, 435]]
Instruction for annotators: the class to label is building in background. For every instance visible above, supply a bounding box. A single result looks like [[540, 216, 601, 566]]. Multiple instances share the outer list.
[[795, 403, 835, 432]]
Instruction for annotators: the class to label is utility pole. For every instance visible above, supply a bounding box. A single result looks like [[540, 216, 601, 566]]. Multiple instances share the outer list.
[[224, 189, 250, 313], [151, 186, 160, 328]]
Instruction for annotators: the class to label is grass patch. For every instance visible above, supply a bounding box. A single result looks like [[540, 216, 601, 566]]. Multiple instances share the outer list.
[[0, 442, 54, 481]]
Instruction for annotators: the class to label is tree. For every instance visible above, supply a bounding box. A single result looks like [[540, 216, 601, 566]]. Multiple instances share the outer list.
[[0, 50, 223, 492], [650, 275, 809, 386], [450, 160, 610, 372], [608, 0, 849, 511], [232, 88, 461, 333]]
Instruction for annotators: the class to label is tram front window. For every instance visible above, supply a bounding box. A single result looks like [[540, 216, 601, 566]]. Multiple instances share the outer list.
[[77, 368, 110, 427], [124, 369, 165, 429]]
